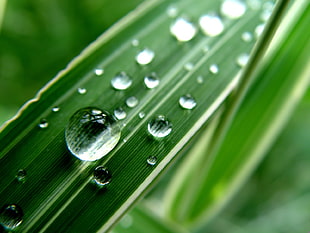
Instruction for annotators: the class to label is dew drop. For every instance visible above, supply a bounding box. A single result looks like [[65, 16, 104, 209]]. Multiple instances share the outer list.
[[120, 215, 133, 228], [179, 95, 197, 110], [52, 106, 60, 112], [38, 119, 48, 129], [241, 31, 253, 42], [138, 112, 145, 119], [147, 156, 157, 166], [221, 0, 246, 19], [209, 64, 219, 74], [184, 63, 194, 71], [202, 45, 210, 53], [93, 166, 111, 187], [197, 76, 204, 84], [16, 169, 27, 183], [111, 72, 132, 90], [170, 17, 197, 42], [148, 115, 172, 138], [199, 14, 224, 37], [136, 48, 155, 65], [236, 53, 250, 67], [255, 23, 265, 38], [94, 68, 104, 76], [144, 73, 159, 89], [114, 107, 127, 120], [126, 96, 139, 108], [260, 10, 272, 22], [131, 39, 139, 47], [167, 5, 178, 18], [78, 88, 87, 95], [65, 107, 121, 161], [0, 204, 23, 230]]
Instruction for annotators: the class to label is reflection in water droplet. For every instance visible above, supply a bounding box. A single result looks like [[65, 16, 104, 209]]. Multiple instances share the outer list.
[[78, 88, 87, 95], [65, 107, 121, 161], [16, 169, 27, 183], [148, 116, 172, 138], [209, 64, 219, 74], [167, 5, 178, 18], [136, 48, 155, 65], [0, 204, 23, 230], [94, 68, 104, 76], [126, 96, 139, 108], [199, 14, 224, 37], [111, 72, 132, 90], [221, 0, 246, 19], [38, 119, 48, 129], [179, 95, 197, 110], [131, 39, 139, 47], [93, 166, 111, 187], [144, 73, 159, 89], [52, 106, 60, 112], [236, 53, 249, 67], [241, 31, 253, 42], [184, 63, 194, 71], [197, 76, 204, 84], [255, 24, 265, 38], [170, 17, 197, 42], [147, 156, 157, 166], [114, 108, 127, 120], [138, 112, 145, 119]]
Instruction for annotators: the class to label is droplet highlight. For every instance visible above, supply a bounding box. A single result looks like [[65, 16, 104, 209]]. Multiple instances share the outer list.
[[179, 95, 197, 110], [221, 0, 246, 19], [38, 119, 48, 129], [52, 106, 60, 112], [93, 166, 111, 187], [114, 108, 127, 120], [144, 73, 159, 89], [111, 72, 132, 90], [65, 107, 121, 161], [126, 96, 139, 108], [209, 64, 219, 74], [0, 204, 23, 230], [78, 88, 87, 95], [94, 68, 104, 76], [147, 156, 157, 166], [148, 115, 172, 138], [170, 17, 197, 42], [136, 48, 155, 65], [236, 53, 250, 67], [16, 169, 27, 183], [199, 14, 224, 37]]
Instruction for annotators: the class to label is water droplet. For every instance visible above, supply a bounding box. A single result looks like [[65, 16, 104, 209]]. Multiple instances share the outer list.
[[0, 204, 23, 230], [94, 68, 104, 76], [263, 1, 275, 11], [120, 215, 133, 228], [136, 48, 155, 65], [131, 39, 139, 47], [197, 76, 204, 84], [236, 53, 250, 67], [241, 31, 253, 42], [170, 17, 197, 42], [167, 5, 178, 18], [144, 73, 159, 89], [38, 119, 48, 129], [52, 106, 60, 112], [138, 112, 145, 119], [199, 14, 224, 37], [202, 45, 210, 53], [221, 0, 246, 19], [247, 0, 261, 10], [147, 156, 157, 166], [111, 72, 132, 90], [16, 169, 27, 183], [114, 108, 127, 120], [179, 95, 197, 110], [255, 23, 265, 38], [93, 166, 111, 187], [148, 115, 172, 138], [184, 63, 194, 71], [260, 10, 272, 22], [78, 88, 87, 95], [209, 64, 219, 74], [126, 96, 139, 108], [65, 107, 121, 161]]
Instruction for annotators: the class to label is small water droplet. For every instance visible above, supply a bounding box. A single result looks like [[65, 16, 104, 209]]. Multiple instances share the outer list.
[[52, 106, 60, 112], [147, 156, 157, 166], [241, 31, 253, 42], [184, 63, 194, 71], [179, 95, 197, 110], [94, 68, 104, 76], [136, 48, 155, 65], [260, 10, 272, 22], [209, 64, 219, 74], [114, 108, 127, 120], [255, 23, 265, 38], [236, 53, 250, 67], [131, 39, 139, 47], [138, 112, 145, 119], [78, 88, 87, 95], [197, 76, 204, 84], [16, 169, 27, 183], [167, 5, 178, 18], [221, 0, 246, 19], [170, 17, 197, 42], [111, 72, 132, 90], [199, 14, 224, 37], [93, 166, 111, 187], [247, 0, 261, 10], [144, 73, 159, 89], [126, 96, 139, 108], [120, 215, 133, 228], [0, 204, 23, 230], [202, 45, 210, 53], [263, 1, 275, 11], [38, 119, 48, 129], [148, 115, 172, 138], [65, 107, 121, 161]]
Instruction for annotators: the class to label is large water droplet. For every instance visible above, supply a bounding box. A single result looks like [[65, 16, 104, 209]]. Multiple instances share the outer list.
[[241, 31, 253, 42], [147, 156, 157, 166], [38, 119, 48, 129], [114, 107, 127, 120], [221, 0, 246, 19], [136, 48, 155, 65], [93, 166, 111, 187], [78, 88, 87, 95], [111, 72, 132, 90], [148, 116, 172, 138], [209, 64, 219, 74], [170, 17, 197, 42], [199, 14, 224, 37], [179, 95, 197, 110], [16, 169, 27, 183], [126, 96, 139, 108], [144, 73, 159, 89], [0, 204, 23, 230], [94, 68, 104, 76], [65, 107, 121, 161], [236, 53, 249, 67]]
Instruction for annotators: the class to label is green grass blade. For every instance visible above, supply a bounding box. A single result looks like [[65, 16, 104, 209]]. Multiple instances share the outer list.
[[0, 0, 6, 31]]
